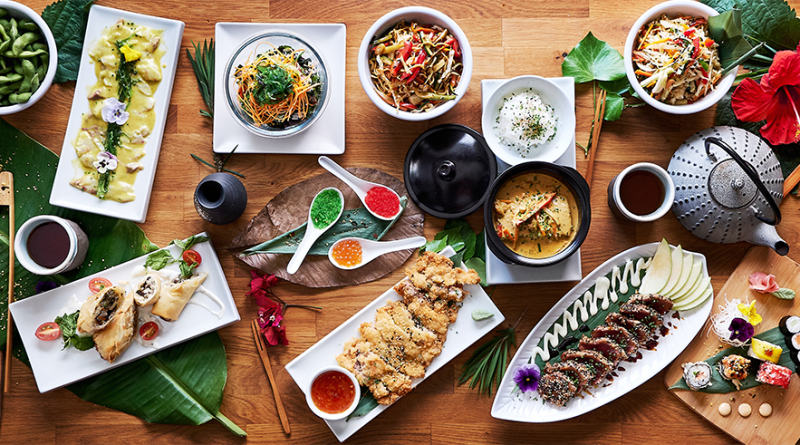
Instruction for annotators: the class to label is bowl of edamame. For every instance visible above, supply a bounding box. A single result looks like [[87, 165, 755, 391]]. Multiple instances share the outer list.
[[0, 1, 57, 115]]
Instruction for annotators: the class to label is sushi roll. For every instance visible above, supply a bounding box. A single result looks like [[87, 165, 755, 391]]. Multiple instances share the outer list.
[[747, 338, 783, 364], [718, 354, 750, 390], [682, 361, 712, 391], [755, 362, 792, 389], [779, 315, 800, 336], [789, 332, 800, 352], [793, 349, 800, 368]]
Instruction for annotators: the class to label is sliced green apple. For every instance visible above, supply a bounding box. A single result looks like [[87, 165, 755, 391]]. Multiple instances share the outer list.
[[639, 239, 672, 294], [665, 252, 693, 298], [673, 275, 710, 304], [668, 259, 701, 300], [659, 245, 684, 296], [673, 283, 713, 311]]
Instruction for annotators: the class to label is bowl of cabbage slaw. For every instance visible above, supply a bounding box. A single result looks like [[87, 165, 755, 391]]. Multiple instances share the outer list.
[[358, 6, 473, 121], [623, 0, 736, 115]]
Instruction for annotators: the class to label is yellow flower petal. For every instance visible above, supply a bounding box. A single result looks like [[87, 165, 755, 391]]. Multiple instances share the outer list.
[[120, 45, 141, 62], [738, 301, 762, 327]]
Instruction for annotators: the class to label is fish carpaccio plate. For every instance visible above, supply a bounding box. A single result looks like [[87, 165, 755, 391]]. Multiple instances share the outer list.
[[491, 242, 712, 422]]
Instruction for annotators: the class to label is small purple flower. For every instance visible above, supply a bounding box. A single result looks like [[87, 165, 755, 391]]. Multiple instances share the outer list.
[[35, 281, 58, 294], [513, 364, 541, 393], [729, 317, 755, 342], [101, 97, 129, 125], [93, 151, 118, 174]]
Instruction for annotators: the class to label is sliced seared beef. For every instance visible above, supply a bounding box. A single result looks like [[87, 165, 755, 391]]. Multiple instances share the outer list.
[[578, 336, 626, 366], [606, 312, 651, 343], [620, 303, 663, 331], [561, 349, 613, 386], [544, 360, 592, 393], [538, 371, 578, 407], [591, 325, 638, 359], [628, 293, 674, 315]]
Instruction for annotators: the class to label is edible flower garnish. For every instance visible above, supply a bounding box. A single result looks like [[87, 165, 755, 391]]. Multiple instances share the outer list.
[[731, 42, 800, 146], [738, 301, 762, 327], [247, 270, 322, 346], [513, 364, 541, 393], [93, 151, 118, 174], [101, 97, 129, 125], [728, 317, 754, 343], [748, 272, 780, 293], [119, 44, 141, 62]]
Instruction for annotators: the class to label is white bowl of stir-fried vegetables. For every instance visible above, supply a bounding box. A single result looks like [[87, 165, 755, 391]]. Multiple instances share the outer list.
[[624, 0, 736, 114], [225, 29, 329, 138], [358, 7, 472, 121]]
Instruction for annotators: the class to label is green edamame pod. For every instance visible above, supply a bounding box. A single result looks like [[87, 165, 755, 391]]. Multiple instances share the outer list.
[[0, 40, 8, 53], [0, 65, 9, 74], [9, 18, 17, 41], [0, 80, 22, 94], [32, 42, 46, 51], [0, 19, 9, 29], [17, 49, 46, 58], [21, 59, 34, 77], [19, 19, 37, 32], [0, 73, 21, 83], [30, 72, 39, 92], [13, 33, 39, 57], [9, 92, 31, 104], [0, 22, 8, 41], [19, 76, 30, 94], [36, 61, 45, 80], [0, 8, 7, 18], [13, 63, 22, 74]]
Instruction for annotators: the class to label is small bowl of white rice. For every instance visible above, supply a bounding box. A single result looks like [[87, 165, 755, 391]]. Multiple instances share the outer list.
[[481, 75, 574, 165]]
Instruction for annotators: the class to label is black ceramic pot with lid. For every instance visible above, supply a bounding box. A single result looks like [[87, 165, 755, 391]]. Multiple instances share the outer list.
[[404, 124, 497, 219]]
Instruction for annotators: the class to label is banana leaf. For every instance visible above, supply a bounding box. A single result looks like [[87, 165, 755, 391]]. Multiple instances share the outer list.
[[669, 327, 796, 392], [0, 119, 245, 436], [708, 10, 754, 70], [242, 197, 407, 255]]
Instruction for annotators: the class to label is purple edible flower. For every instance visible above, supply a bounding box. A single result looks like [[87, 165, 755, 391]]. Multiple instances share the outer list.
[[101, 97, 129, 125], [729, 317, 755, 342], [35, 281, 58, 294], [513, 364, 541, 393], [93, 151, 118, 174]]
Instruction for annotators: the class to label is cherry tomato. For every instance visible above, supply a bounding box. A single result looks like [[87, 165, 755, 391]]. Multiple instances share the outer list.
[[35, 322, 61, 341], [182, 249, 202, 266], [88, 277, 113, 293], [139, 321, 159, 341]]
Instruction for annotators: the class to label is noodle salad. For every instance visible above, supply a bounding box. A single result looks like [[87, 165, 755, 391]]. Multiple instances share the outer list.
[[369, 21, 462, 112], [632, 14, 722, 105], [233, 45, 322, 129]]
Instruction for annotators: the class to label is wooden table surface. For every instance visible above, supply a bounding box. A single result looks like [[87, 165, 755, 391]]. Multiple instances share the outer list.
[[3, 0, 800, 443]]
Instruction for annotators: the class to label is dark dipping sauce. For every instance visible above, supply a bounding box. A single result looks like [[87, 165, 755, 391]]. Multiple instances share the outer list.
[[311, 370, 356, 414], [619, 170, 664, 216], [27, 222, 70, 268]]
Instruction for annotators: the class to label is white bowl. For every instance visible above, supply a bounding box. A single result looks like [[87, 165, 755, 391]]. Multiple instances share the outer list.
[[623, 0, 736, 115], [481, 75, 574, 165], [607, 162, 675, 222], [0, 0, 58, 115], [357, 6, 472, 121], [305, 366, 360, 421]]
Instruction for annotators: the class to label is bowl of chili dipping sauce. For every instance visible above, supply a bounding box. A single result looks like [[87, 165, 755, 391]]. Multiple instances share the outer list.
[[306, 366, 360, 420]]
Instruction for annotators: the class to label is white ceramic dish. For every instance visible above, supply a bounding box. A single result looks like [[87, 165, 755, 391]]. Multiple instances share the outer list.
[[285, 246, 504, 442], [608, 162, 676, 222], [286, 187, 344, 275], [623, 0, 737, 115], [14, 215, 88, 275], [0, 0, 58, 115], [328, 236, 427, 270], [49, 6, 184, 223], [318, 156, 402, 221], [9, 232, 241, 393], [481, 75, 575, 165], [481, 78, 582, 285], [305, 366, 361, 421], [357, 6, 472, 122], [491, 242, 713, 422], [214, 23, 345, 154]]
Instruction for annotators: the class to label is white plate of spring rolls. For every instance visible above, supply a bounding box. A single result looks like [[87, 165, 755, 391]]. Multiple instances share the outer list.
[[9, 232, 240, 393]]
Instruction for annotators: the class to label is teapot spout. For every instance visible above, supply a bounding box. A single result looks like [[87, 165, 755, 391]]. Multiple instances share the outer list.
[[747, 223, 789, 256]]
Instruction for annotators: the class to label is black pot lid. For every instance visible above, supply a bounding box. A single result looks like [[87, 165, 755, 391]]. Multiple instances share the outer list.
[[404, 124, 497, 219]]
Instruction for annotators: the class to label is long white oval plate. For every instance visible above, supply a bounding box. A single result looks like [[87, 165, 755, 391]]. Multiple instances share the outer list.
[[9, 232, 240, 393], [285, 247, 504, 442], [491, 242, 713, 422], [49, 6, 184, 223]]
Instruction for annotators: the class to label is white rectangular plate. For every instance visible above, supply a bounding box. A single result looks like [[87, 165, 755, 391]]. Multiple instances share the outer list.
[[49, 6, 184, 223], [285, 247, 504, 442], [491, 242, 712, 422], [213, 23, 346, 154], [9, 232, 240, 393]]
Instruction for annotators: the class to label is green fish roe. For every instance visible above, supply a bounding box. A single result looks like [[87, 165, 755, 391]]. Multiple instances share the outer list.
[[310, 189, 342, 229]]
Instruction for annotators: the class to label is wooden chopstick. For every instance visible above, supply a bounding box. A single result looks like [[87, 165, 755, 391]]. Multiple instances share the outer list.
[[2, 172, 14, 393], [783, 164, 800, 198], [585, 89, 607, 188], [251, 319, 291, 435]]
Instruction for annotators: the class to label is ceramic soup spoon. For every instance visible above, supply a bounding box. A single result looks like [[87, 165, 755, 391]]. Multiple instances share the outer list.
[[318, 156, 402, 220], [328, 236, 427, 270], [287, 187, 344, 275]]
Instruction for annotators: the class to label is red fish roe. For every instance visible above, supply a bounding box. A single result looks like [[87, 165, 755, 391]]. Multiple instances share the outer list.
[[365, 186, 400, 218]]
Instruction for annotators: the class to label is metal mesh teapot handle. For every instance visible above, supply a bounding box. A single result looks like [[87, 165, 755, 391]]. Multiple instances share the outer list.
[[705, 137, 781, 226]]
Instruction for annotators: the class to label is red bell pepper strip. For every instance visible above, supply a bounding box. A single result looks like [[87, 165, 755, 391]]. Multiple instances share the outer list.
[[692, 37, 700, 59], [704, 38, 715, 47], [406, 52, 427, 84], [398, 102, 417, 111], [683, 27, 695, 37], [392, 41, 413, 77], [445, 37, 461, 58]]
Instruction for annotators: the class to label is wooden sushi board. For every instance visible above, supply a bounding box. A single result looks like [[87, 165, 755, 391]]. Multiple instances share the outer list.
[[664, 246, 800, 445]]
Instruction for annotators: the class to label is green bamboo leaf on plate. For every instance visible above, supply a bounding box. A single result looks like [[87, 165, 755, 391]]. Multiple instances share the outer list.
[[669, 327, 796, 392], [561, 32, 626, 83], [346, 390, 378, 421]]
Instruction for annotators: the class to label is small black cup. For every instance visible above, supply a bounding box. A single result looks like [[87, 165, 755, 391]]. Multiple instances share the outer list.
[[194, 173, 248, 225]]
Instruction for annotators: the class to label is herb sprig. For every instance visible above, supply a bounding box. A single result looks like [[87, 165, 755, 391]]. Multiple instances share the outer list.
[[55, 310, 95, 351], [144, 235, 211, 278], [186, 39, 214, 118]]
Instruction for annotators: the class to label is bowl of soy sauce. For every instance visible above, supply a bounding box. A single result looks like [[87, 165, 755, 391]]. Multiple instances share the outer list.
[[15, 215, 88, 275]]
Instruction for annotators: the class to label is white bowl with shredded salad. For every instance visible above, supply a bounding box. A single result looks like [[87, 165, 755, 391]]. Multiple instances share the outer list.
[[624, 0, 737, 115], [481, 75, 573, 165]]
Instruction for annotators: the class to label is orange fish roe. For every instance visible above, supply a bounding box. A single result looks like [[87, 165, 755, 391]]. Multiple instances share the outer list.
[[332, 239, 363, 267]]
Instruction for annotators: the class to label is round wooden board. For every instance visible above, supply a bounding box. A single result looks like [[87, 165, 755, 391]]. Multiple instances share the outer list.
[[228, 167, 424, 288]]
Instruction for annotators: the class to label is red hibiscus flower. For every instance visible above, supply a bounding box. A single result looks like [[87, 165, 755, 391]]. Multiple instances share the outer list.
[[732, 43, 800, 146], [748, 272, 780, 293]]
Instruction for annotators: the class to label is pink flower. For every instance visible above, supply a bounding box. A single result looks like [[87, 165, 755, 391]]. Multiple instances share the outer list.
[[749, 272, 780, 293], [246, 270, 279, 308]]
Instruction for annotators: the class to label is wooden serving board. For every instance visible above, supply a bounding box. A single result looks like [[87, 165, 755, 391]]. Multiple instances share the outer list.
[[664, 246, 800, 445]]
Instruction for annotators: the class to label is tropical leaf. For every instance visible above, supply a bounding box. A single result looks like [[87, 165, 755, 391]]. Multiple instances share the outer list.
[[41, 0, 95, 83], [669, 327, 796, 392], [561, 32, 626, 83], [701, 0, 800, 51], [708, 10, 754, 69]]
